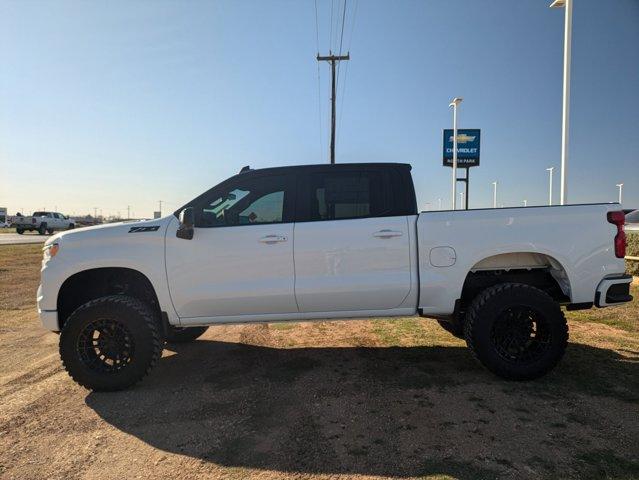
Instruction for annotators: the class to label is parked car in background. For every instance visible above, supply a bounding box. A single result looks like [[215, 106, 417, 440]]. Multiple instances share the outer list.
[[13, 211, 75, 235], [625, 210, 639, 232]]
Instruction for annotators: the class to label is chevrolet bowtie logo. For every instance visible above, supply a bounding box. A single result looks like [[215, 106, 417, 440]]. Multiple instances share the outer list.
[[448, 134, 476, 144]]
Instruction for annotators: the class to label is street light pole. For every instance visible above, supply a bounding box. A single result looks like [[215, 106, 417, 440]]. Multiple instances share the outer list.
[[460, 192, 465, 210], [616, 183, 624, 204], [550, 0, 572, 205], [437, 198, 442, 210], [492, 181, 498, 208], [449, 97, 463, 210], [546, 167, 554, 205], [523, 199, 528, 207]]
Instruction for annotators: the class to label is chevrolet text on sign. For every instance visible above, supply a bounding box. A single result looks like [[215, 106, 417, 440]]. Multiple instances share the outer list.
[[442, 128, 480, 167]]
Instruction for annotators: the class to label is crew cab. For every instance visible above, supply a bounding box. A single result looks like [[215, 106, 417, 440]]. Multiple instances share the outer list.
[[37, 163, 632, 391], [13, 211, 75, 235]]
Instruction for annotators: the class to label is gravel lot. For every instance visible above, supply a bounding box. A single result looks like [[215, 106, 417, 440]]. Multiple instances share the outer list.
[[1, 244, 638, 480]]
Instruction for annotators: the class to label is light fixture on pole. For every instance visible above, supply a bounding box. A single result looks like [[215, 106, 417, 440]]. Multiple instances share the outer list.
[[546, 167, 554, 205], [616, 183, 624, 204], [492, 181, 498, 208], [449, 97, 463, 210], [550, 0, 572, 205]]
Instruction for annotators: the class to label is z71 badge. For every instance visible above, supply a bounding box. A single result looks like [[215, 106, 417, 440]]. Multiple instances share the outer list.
[[128, 226, 160, 233]]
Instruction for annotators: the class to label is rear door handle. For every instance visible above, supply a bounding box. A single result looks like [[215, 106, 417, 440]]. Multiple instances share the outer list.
[[373, 229, 403, 238], [259, 235, 288, 244]]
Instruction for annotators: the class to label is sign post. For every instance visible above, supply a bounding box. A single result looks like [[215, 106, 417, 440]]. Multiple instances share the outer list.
[[443, 128, 480, 210]]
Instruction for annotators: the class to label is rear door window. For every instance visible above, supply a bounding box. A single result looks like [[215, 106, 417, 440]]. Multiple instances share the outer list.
[[306, 170, 395, 222]]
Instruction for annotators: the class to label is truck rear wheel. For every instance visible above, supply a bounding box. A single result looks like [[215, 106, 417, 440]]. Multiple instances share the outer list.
[[59, 295, 163, 391], [165, 325, 208, 343], [16, 228, 24, 235], [464, 283, 568, 380]]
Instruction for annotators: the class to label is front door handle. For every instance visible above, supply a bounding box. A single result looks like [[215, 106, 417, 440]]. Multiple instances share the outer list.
[[373, 229, 403, 239], [259, 235, 288, 244]]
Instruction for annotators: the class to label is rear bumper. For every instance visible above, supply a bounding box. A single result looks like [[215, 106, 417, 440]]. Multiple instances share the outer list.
[[595, 274, 633, 307]]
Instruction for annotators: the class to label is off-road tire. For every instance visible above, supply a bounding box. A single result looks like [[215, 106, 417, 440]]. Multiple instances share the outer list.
[[38, 223, 47, 235], [68, 224, 75, 230], [16, 228, 24, 235], [60, 295, 163, 391], [464, 283, 568, 380], [437, 319, 464, 339], [46, 229, 54, 235], [165, 326, 208, 344]]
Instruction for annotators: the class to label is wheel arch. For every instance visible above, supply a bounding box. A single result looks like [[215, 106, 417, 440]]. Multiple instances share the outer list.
[[57, 267, 162, 330]]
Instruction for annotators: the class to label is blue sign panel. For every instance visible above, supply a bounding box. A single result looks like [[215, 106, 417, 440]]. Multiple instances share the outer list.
[[443, 128, 480, 167]]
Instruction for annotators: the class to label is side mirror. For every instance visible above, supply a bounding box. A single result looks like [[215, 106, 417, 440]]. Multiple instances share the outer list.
[[176, 207, 194, 240]]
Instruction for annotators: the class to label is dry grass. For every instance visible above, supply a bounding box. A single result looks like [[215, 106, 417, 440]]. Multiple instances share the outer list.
[[1, 244, 638, 480]]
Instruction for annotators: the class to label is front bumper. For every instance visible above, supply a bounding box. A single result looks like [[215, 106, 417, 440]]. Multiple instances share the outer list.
[[595, 274, 633, 307], [39, 309, 60, 331], [37, 283, 60, 331]]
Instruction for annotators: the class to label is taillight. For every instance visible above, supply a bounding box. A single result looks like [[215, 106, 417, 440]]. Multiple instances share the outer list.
[[607, 210, 626, 258]]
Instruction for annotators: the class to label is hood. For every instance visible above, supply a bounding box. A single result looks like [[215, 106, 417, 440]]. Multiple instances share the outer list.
[[45, 216, 175, 247]]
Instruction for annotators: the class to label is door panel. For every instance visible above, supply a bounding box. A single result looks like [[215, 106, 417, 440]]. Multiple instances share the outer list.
[[294, 216, 411, 312], [166, 223, 297, 318]]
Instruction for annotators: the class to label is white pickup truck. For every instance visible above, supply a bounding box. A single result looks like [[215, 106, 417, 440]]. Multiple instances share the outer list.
[[37, 163, 632, 391], [13, 211, 75, 235]]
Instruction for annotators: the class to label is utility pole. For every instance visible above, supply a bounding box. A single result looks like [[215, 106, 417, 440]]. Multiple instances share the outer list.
[[158, 200, 163, 216], [437, 198, 442, 210], [616, 183, 623, 204], [523, 199, 528, 207], [492, 182, 498, 208], [550, 0, 573, 205], [449, 97, 463, 209], [127, 205, 131, 220], [317, 52, 350, 164], [546, 167, 554, 205], [93, 207, 98, 218]]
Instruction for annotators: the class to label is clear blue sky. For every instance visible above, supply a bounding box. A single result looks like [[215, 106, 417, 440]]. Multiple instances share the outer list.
[[1, 0, 638, 217]]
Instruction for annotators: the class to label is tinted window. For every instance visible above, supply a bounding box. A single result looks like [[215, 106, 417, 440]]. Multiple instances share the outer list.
[[197, 175, 288, 227], [308, 170, 393, 221]]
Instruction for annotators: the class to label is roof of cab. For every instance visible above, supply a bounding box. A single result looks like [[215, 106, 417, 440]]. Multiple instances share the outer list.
[[238, 162, 412, 175]]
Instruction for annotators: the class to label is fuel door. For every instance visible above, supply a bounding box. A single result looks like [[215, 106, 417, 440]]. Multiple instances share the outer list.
[[429, 246, 457, 267]]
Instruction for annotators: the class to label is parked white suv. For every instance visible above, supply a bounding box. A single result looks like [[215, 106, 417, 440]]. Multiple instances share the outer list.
[[37, 163, 632, 390]]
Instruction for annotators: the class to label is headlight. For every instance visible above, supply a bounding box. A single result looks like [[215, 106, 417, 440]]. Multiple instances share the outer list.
[[42, 243, 60, 262]]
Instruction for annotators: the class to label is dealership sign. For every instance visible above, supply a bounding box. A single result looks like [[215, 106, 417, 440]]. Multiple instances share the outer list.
[[443, 128, 480, 167]]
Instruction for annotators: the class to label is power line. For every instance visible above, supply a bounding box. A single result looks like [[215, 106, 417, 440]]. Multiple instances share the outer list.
[[336, 0, 359, 142], [314, 0, 324, 163], [329, 0, 334, 51], [336, 0, 348, 87]]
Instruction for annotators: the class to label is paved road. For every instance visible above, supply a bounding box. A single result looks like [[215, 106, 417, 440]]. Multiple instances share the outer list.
[[0, 233, 48, 245]]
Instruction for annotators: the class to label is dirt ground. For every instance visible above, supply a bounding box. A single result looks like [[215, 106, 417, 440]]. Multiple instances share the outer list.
[[1, 244, 638, 480]]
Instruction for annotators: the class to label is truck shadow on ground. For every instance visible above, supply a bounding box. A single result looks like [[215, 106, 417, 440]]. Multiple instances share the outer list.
[[86, 340, 639, 479]]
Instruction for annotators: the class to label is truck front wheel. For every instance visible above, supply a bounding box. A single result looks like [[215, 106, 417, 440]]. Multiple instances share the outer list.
[[16, 228, 24, 235], [464, 283, 568, 380], [59, 295, 163, 391], [165, 325, 208, 343], [38, 224, 47, 235]]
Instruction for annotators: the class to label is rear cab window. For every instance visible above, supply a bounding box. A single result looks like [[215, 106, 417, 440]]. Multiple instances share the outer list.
[[296, 165, 416, 222]]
